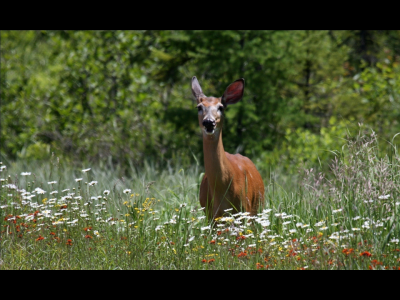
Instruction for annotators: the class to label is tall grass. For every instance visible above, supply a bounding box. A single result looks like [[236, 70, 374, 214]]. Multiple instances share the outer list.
[[1, 127, 400, 269]]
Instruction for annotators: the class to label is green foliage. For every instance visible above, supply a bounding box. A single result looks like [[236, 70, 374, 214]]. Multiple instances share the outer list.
[[259, 117, 352, 173], [2, 30, 400, 171]]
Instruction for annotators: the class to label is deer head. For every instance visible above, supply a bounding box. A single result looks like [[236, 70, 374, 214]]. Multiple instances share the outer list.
[[191, 76, 245, 138]]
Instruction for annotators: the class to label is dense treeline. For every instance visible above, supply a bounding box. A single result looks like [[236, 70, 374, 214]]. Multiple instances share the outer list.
[[1, 30, 400, 172]]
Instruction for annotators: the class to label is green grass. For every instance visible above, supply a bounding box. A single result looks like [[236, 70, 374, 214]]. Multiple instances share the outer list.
[[1, 129, 400, 270]]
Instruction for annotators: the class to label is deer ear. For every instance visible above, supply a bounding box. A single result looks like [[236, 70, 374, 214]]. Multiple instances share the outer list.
[[191, 76, 205, 102], [221, 78, 244, 107]]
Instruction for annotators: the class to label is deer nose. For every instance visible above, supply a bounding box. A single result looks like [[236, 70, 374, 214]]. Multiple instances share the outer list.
[[203, 119, 215, 129]]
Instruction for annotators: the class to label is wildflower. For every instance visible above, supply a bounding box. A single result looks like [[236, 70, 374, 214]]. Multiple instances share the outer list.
[[331, 223, 339, 226], [103, 190, 110, 195], [50, 190, 58, 195], [224, 208, 233, 212], [282, 214, 293, 219], [248, 244, 256, 248], [85, 235, 92, 239], [48, 181, 57, 185], [82, 168, 91, 172], [88, 181, 98, 186], [342, 248, 354, 255], [390, 238, 399, 243], [352, 228, 360, 231], [201, 226, 211, 231], [296, 222, 303, 227], [314, 221, 325, 227], [75, 178, 83, 182], [123, 189, 131, 194], [332, 209, 342, 213], [238, 251, 247, 258], [21, 172, 31, 176], [35, 188, 46, 194], [201, 259, 207, 263], [352, 216, 361, 221], [208, 259, 215, 263], [209, 240, 216, 244], [282, 221, 291, 225], [360, 251, 372, 257], [36, 235, 45, 241], [188, 236, 195, 242], [275, 213, 286, 218], [260, 221, 270, 227], [289, 229, 297, 233], [66, 239, 73, 246], [378, 194, 390, 200], [42, 210, 52, 216], [320, 226, 328, 231]]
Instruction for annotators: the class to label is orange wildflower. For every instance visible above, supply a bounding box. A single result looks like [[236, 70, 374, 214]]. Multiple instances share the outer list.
[[36, 235, 44, 241], [66, 239, 73, 246], [201, 259, 207, 263], [238, 251, 247, 258], [256, 263, 264, 269], [360, 251, 372, 257], [371, 259, 383, 266], [50, 232, 56, 236], [236, 235, 246, 240], [208, 259, 215, 263], [209, 240, 216, 244], [342, 248, 354, 255], [85, 235, 92, 239]]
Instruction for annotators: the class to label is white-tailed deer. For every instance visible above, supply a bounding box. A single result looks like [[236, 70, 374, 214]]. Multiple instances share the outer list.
[[191, 76, 264, 221]]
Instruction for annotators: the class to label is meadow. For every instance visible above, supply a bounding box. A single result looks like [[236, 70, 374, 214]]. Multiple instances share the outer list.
[[1, 128, 400, 270]]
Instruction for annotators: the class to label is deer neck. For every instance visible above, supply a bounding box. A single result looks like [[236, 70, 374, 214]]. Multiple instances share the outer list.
[[203, 130, 232, 188]]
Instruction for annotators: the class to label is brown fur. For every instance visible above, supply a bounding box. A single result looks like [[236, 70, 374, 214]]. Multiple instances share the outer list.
[[192, 78, 264, 221]]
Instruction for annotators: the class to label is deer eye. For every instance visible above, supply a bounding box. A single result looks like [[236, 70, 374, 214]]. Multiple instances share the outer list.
[[218, 106, 224, 112], [197, 106, 203, 112]]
